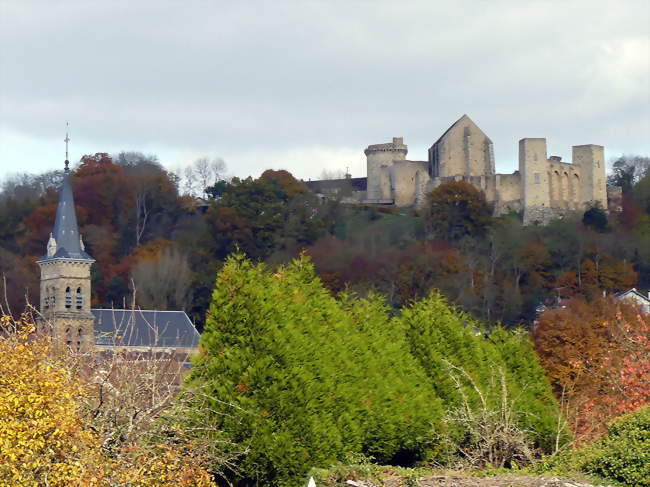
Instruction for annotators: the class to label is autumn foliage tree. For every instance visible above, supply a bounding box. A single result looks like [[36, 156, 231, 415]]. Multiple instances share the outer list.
[[424, 181, 493, 241], [532, 297, 650, 442], [0, 315, 217, 486]]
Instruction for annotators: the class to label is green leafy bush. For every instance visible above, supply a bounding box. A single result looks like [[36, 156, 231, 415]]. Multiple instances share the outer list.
[[584, 406, 650, 486], [544, 406, 649, 487]]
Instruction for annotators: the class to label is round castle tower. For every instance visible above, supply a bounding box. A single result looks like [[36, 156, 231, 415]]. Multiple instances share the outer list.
[[365, 137, 407, 201]]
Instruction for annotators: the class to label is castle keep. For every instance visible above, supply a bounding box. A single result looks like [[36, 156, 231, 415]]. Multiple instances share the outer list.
[[311, 115, 609, 224]]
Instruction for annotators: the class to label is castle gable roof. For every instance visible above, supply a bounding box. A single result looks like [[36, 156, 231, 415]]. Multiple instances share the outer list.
[[92, 309, 200, 349], [431, 114, 492, 148]]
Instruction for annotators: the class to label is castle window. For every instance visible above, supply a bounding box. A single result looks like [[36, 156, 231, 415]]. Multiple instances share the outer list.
[[65, 287, 72, 309], [76, 287, 83, 310], [534, 172, 541, 184]]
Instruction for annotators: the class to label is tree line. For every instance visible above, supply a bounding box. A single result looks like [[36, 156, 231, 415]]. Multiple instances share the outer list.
[[0, 152, 648, 330]]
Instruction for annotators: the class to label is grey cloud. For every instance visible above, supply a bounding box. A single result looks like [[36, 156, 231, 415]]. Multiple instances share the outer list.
[[0, 0, 648, 178]]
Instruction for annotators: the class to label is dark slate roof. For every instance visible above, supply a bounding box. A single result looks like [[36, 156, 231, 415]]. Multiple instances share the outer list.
[[92, 309, 200, 348], [40, 169, 94, 262], [305, 177, 367, 193]]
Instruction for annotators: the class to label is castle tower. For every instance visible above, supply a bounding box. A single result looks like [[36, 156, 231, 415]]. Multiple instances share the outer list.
[[36, 142, 95, 352], [573, 144, 607, 209], [365, 137, 407, 201], [519, 138, 552, 225]]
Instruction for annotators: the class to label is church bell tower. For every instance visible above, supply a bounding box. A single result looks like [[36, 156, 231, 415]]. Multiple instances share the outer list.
[[36, 127, 95, 351]]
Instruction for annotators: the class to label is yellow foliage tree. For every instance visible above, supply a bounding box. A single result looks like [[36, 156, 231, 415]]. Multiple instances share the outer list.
[[0, 315, 216, 487], [0, 316, 101, 486]]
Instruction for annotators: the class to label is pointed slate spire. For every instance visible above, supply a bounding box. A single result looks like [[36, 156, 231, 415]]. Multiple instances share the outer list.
[[38, 128, 93, 262], [47, 169, 92, 260]]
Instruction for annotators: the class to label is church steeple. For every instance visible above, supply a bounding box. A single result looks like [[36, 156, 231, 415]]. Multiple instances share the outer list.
[[36, 125, 95, 352], [39, 125, 93, 262], [44, 167, 93, 261]]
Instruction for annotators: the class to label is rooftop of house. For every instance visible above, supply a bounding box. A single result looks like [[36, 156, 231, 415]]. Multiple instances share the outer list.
[[304, 176, 368, 193], [92, 309, 200, 349]]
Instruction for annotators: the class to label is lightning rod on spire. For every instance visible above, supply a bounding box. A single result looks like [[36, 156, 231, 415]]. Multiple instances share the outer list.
[[64, 122, 70, 171]]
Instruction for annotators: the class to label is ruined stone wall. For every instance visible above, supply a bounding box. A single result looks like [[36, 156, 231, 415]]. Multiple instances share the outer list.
[[390, 160, 430, 207], [545, 160, 582, 211], [495, 172, 522, 214]]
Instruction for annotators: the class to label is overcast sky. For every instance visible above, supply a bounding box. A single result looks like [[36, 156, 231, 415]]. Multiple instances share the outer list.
[[1, 0, 648, 183]]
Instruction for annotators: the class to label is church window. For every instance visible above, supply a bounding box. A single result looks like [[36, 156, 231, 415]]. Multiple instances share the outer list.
[[65, 327, 72, 346], [65, 287, 72, 309], [44, 287, 50, 309], [76, 287, 83, 310], [534, 172, 541, 184]]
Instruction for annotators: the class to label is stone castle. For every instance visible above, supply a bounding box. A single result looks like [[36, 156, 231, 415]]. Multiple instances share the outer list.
[[310, 115, 610, 224]]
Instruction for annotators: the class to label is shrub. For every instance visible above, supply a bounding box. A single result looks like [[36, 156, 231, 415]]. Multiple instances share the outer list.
[[544, 406, 650, 487], [188, 256, 565, 484], [188, 255, 443, 486], [583, 406, 650, 487], [399, 293, 566, 461]]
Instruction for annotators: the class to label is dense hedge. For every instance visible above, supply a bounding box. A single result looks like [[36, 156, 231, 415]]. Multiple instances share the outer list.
[[188, 255, 564, 486]]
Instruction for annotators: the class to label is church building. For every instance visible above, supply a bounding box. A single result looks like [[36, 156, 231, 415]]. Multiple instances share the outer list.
[[36, 149, 199, 355]]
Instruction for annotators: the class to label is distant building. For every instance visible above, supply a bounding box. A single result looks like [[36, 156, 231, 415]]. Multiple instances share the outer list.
[[615, 288, 650, 314], [307, 115, 615, 225], [36, 156, 200, 355]]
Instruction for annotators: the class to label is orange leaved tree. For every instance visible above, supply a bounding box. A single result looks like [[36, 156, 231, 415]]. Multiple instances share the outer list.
[[532, 297, 650, 442]]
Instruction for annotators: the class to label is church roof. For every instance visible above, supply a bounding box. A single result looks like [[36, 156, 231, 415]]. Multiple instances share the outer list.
[[39, 168, 94, 262], [92, 309, 200, 349]]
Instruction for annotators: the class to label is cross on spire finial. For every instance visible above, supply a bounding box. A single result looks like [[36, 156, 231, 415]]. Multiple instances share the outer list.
[[64, 122, 70, 171]]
